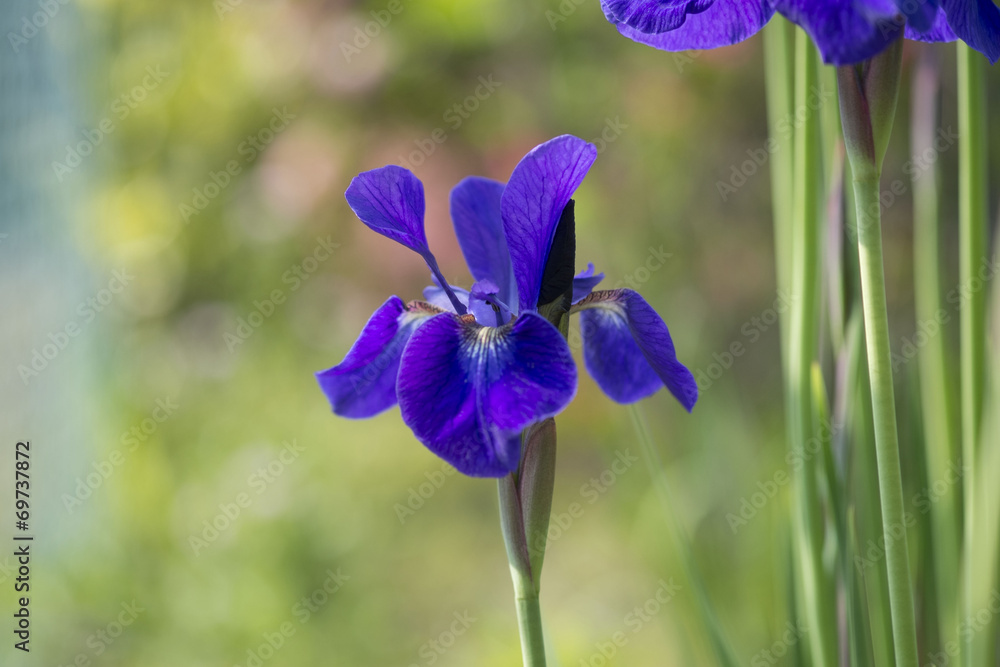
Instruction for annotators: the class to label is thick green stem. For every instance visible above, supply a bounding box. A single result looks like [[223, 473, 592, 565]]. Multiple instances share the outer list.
[[628, 405, 741, 667], [957, 42, 987, 667], [911, 44, 960, 657], [850, 174, 920, 667], [789, 29, 837, 667]]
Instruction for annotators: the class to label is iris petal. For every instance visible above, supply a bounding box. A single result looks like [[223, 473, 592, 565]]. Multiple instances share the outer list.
[[573, 289, 697, 410], [502, 135, 597, 314], [773, 0, 903, 65], [940, 0, 1000, 63], [397, 312, 577, 477], [345, 166, 429, 254], [423, 284, 471, 312], [572, 263, 605, 304], [905, 7, 957, 41], [450, 177, 518, 310], [468, 279, 513, 326], [610, 0, 774, 50], [895, 0, 938, 31], [316, 297, 439, 418], [602, 0, 714, 35]]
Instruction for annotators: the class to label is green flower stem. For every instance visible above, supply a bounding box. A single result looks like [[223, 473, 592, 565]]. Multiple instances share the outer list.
[[911, 45, 960, 657], [789, 29, 837, 667], [628, 405, 740, 667], [850, 173, 920, 667], [498, 419, 558, 667], [499, 479, 548, 667], [957, 43, 987, 667], [514, 593, 546, 666]]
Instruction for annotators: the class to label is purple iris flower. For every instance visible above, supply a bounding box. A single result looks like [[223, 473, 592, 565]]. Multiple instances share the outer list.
[[601, 0, 1000, 64], [316, 135, 697, 478]]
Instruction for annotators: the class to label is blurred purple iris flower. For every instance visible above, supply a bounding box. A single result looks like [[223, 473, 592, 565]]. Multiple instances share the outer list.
[[316, 135, 697, 477], [601, 0, 1000, 64]]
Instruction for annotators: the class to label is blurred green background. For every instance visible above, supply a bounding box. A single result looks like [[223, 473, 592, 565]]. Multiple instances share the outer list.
[[1, 0, 997, 665]]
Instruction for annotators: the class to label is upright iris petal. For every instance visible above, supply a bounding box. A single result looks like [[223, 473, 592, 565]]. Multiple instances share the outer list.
[[501, 135, 598, 313], [397, 312, 578, 477], [450, 177, 519, 310], [572, 263, 605, 304], [346, 166, 429, 254], [316, 297, 439, 418], [572, 289, 698, 410]]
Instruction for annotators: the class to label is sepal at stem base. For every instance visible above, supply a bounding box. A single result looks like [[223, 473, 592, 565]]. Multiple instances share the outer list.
[[497, 418, 558, 598], [836, 37, 903, 181]]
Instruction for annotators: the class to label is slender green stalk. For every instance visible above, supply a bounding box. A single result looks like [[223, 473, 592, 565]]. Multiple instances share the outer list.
[[514, 594, 546, 666], [850, 172, 920, 667], [628, 405, 740, 667], [763, 17, 795, 352], [789, 29, 837, 667], [957, 42, 987, 667], [911, 44, 960, 658]]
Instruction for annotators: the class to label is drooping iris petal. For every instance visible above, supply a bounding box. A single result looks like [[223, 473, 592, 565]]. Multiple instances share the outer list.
[[345, 166, 429, 254], [939, 0, 1000, 63], [450, 177, 518, 310], [468, 279, 513, 326], [895, 0, 938, 32], [772, 0, 903, 65], [572, 263, 605, 303], [905, 8, 957, 42], [573, 289, 697, 410], [316, 297, 439, 418], [423, 284, 471, 312], [602, 0, 713, 35], [502, 135, 597, 314], [609, 0, 775, 50], [397, 312, 577, 477]]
